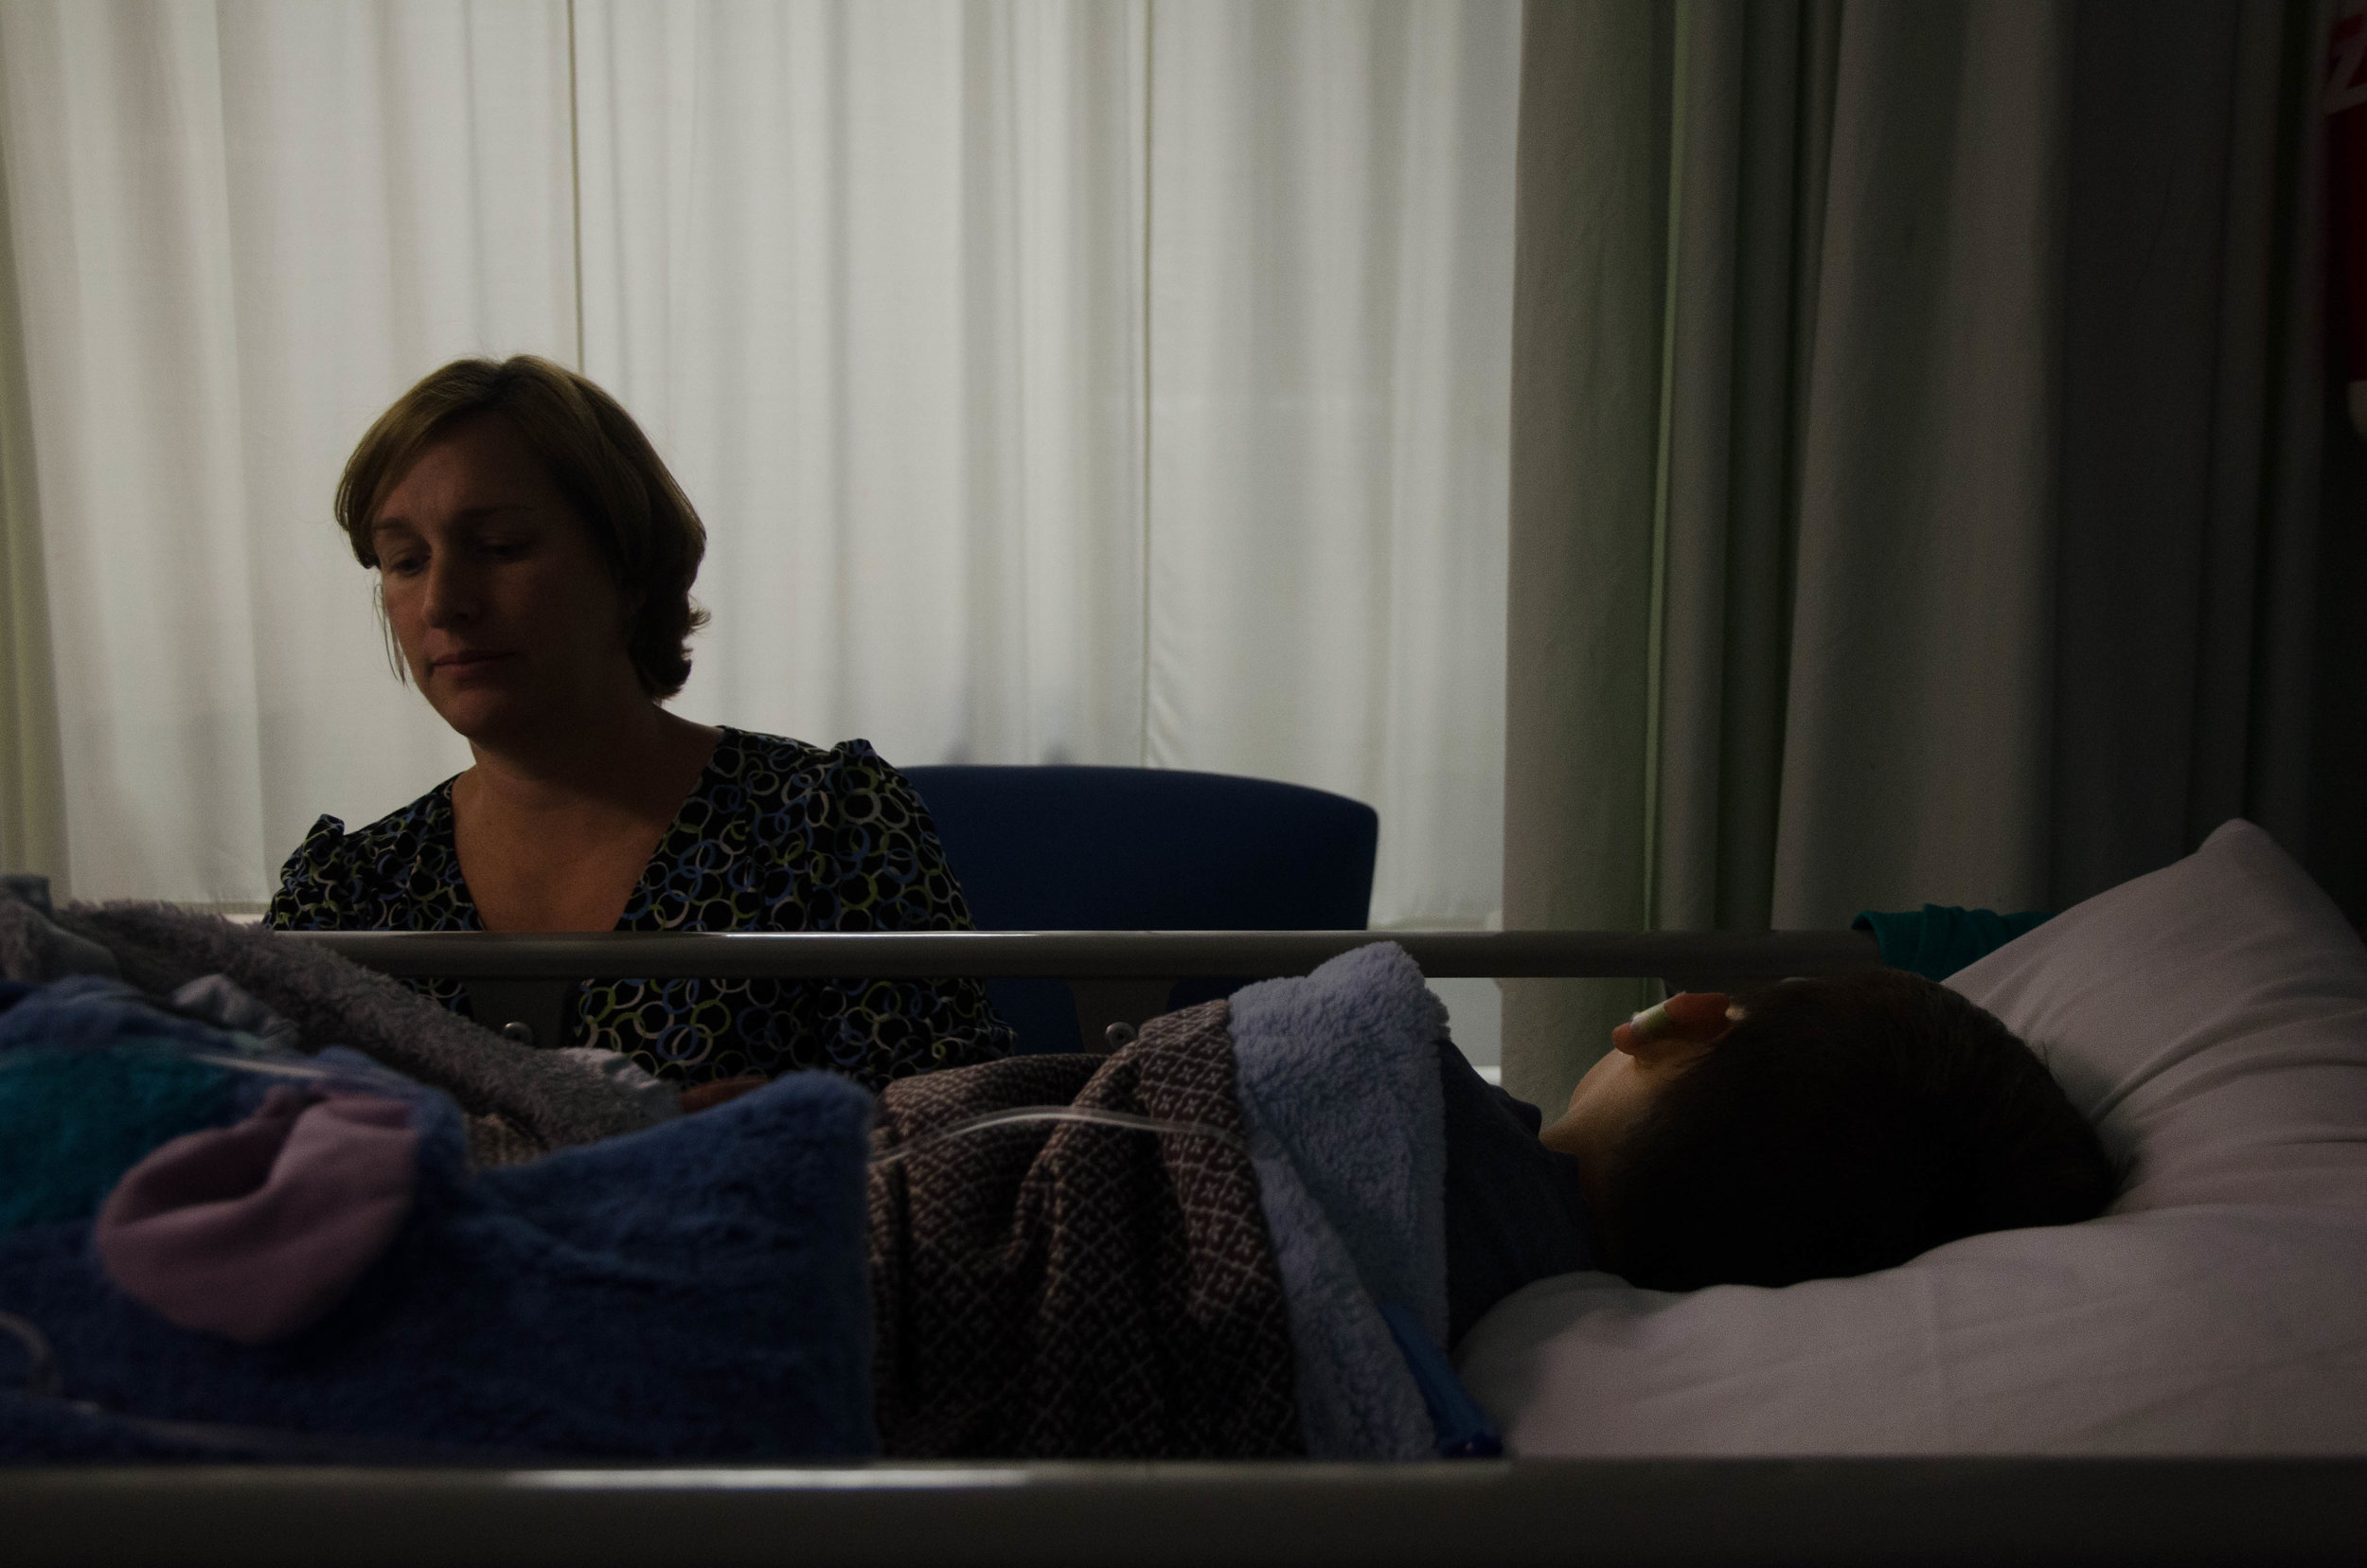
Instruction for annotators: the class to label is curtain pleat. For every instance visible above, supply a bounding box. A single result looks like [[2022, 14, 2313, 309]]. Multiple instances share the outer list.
[[0, 72, 65, 890], [1770, 1, 2073, 925], [1504, 0, 2362, 1113], [1, 1, 278, 904], [0, 0, 578, 905], [1649, 0, 1807, 937], [573, 0, 1154, 774], [2050, 0, 2332, 906], [1143, 0, 1520, 927], [0, 1, 1522, 951], [1498, 0, 1673, 1102], [573, 0, 1521, 930]]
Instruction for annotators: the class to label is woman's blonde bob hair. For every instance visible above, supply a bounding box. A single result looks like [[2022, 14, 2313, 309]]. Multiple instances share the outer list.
[[335, 355, 709, 700]]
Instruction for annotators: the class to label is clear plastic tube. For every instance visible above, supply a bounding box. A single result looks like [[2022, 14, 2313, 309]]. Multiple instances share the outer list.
[[187, 1051, 336, 1080], [868, 1105, 1246, 1170], [164, 1054, 1247, 1168]]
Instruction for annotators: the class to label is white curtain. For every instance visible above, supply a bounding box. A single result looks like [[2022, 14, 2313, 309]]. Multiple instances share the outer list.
[[1145, 3, 1517, 927], [0, 0, 572, 904], [573, 0, 1151, 775], [0, 0, 1519, 936]]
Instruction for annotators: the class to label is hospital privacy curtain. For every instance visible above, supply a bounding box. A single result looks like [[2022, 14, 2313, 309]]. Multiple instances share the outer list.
[[0, 1, 1521, 935], [1502, 0, 2367, 1112]]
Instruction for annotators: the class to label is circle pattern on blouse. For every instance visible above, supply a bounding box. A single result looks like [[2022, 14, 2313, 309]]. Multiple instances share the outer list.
[[265, 729, 1014, 1090]]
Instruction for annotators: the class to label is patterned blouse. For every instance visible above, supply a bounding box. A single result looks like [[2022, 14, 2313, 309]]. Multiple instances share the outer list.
[[264, 729, 1014, 1090]]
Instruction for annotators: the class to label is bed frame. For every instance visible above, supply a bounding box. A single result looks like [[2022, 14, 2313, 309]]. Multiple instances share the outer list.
[[281, 926, 1892, 1054], [9, 929, 2363, 1568]]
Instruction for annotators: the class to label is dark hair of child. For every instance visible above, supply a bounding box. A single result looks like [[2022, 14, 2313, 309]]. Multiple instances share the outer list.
[[1598, 969, 2123, 1292]]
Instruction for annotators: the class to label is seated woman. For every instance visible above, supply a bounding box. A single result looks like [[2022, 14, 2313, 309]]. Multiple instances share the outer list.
[[266, 355, 1012, 1091]]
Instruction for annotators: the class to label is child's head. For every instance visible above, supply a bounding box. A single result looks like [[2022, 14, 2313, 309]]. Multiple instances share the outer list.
[[1579, 969, 2121, 1292]]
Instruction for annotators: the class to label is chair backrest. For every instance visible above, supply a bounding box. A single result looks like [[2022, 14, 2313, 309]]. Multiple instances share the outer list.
[[899, 765, 1379, 1050], [901, 764, 1378, 931]]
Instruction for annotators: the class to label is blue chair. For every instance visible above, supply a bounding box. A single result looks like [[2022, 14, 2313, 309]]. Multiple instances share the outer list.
[[899, 765, 1380, 1053]]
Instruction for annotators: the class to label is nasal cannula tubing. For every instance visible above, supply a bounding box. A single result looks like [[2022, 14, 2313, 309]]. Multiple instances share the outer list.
[[150, 1052, 1246, 1167]]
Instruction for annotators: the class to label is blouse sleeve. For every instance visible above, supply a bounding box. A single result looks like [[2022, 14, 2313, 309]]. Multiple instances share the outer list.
[[259, 804, 473, 1016], [263, 814, 351, 931], [788, 741, 1015, 1078]]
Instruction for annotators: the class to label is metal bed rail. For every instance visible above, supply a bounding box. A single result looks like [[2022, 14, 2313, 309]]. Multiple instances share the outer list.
[[10, 1455, 2367, 1567], [286, 928, 1885, 1052]]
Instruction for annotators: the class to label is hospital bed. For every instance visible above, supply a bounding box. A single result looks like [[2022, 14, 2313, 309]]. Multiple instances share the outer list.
[[11, 826, 2367, 1567]]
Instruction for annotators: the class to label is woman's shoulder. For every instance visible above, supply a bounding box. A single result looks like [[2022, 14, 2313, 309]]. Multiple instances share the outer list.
[[689, 729, 962, 904], [704, 729, 921, 807], [266, 779, 469, 931], [278, 785, 451, 877]]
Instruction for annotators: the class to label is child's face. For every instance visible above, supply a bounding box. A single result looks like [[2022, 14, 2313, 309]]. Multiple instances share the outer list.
[[1540, 993, 1734, 1222]]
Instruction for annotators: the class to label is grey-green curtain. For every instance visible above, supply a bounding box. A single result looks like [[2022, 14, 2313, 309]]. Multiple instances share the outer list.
[[1504, 0, 2364, 1113], [0, 111, 65, 893]]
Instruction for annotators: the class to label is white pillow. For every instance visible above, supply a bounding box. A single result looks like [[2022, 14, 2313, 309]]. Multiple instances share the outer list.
[[1454, 820, 2367, 1454]]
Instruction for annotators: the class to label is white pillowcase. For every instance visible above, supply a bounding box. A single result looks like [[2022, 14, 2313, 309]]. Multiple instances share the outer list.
[[1454, 820, 2367, 1454]]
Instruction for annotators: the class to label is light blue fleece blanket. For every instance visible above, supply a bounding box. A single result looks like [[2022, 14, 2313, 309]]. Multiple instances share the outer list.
[[1228, 942, 1448, 1460]]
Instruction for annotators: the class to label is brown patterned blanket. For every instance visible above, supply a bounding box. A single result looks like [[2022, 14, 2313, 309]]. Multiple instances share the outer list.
[[867, 999, 1303, 1458]]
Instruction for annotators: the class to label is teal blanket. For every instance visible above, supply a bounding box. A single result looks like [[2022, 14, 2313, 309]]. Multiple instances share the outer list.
[[1851, 905, 2055, 981]]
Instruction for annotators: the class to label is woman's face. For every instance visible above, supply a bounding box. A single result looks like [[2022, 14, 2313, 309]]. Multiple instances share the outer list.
[[370, 414, 638, 747]]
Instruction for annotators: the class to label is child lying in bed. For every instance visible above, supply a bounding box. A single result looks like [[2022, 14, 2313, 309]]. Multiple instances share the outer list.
[[1441, 969, 2122, 1342], [618, 963, 2124, 1353]]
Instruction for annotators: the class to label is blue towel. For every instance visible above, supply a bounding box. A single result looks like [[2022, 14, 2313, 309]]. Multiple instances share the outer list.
[[1, 1070, 877, 1461]]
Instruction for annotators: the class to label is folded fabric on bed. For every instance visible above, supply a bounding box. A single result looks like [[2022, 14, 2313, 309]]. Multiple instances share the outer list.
[[2, 1069, 876, 1460], [0, 977, 443, 1238], [868, 1001, 1302, 1459], [1849, 903, 2055, 981], [865, 945, 1461, 1462], [0, 884, 672, 1159], [93, 1084, 423, 1345], [0, 876, 117, 982], [1227, 942, 1446, 1460], [0, 980, 248, 1235], [2, 915, 1461, 1462]]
